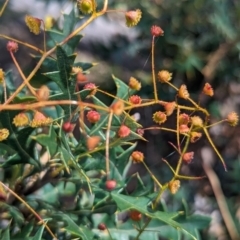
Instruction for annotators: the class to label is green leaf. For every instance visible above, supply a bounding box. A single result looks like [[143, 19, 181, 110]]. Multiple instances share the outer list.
[[33, 125, 59, 157], [112, 75, 136, 101], [53, 213, 94, 240], [31, 224, 45, 240], [0, 227, 10, 240], [0, 111, 40, 168], [111, 193, 198, 240]]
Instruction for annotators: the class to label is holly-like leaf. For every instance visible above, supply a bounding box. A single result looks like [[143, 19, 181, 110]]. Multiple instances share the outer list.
[[111, 193, 197, 240], [53, 213, 94, 240], [32, 125, 59, 157]]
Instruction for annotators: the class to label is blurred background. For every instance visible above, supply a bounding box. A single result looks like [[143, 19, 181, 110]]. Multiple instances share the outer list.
[[1, 0, 240, 239]]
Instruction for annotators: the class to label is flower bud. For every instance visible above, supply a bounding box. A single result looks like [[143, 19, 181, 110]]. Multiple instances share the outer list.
[[111, 101, 124, 116], [179, 124, 190, 134], [118, 125, 131, 138], [105, 180, 117, 191], [178, 84, 189, 99], [158, 70, 172, 83], [129, 77, 141, 91], [13, 113, 29, 127], [168, 180, 180, 194], [183, 152, 194, 164], [151, 25, 164, 37], [83, 83, 97, 96], [203, 83, 214, 97], [86, 110, 100, 123], [153, 111, 167, 124], [37, 85, 50, 101], [163, 101, 176, 116], [179, 113, 190, 125], [129, 95, 142, 104], [30, 111, 52, 128], [227, 112, 239, 127], [7, 41, 18, 52], [0, 128, 9, 141], [125, 9, 142, 27], [87, 136, 101, 150], [78, 0, 95, 14], [131, 151, 144, 163], [190, 132, 202, 143], [62, 122, 74, 133], [129, 210, 142, 221], [191, 116, 203, 127]]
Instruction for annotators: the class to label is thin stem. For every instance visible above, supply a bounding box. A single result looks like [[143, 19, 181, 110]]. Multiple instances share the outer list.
[[41, 20, 47, 52], [203, 162, 239, 240], [206, 119, 226, 128], [0, 0, 9, 17], [142, 161, 162, 188], [176, 106, 181, 153], [162, 158, 176, 174], [151, 36, 158, 102], [124, 100, 157, 110], [176, 174, 206, 180], [0, 34, 44, 54], [106, 110, 113, 178], [135, 218, 152, 240], [0, 182, 56, 239], [2, 74, 7, 102], [97, 88, 129, 104], [203, 127, 227, 171], [175, 127, 192, 176], [10, 51, 37, 97], [0, 100, 110, 112], [143, 126, 177, 134]]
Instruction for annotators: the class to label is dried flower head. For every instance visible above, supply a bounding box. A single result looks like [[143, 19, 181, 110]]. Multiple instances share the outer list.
[[6, 41, 18, 52], [179, 113, 190, 125], [118, 125, 131, 138], [0, 128, 9, 141], [111, 101, 124, 116], [129, 95, 142, 104], [86, 110, 100, 123], [129, 77, 141, 91], [203, 83, 214, 97], [129, 210, 142, 221], [78, 0, 95, 14], [37, 85, 50, 101], [12, 113, 29, 127], [168, 180, 180, 194], [163, 101, 176, 116], [227, 112, 239, 127], [179, 124, 190, 134], [0, 69, 4, 84], [153, 111, 167, 124], [83, 83, 97, 96], [183, 152, 194, 164], [190, 132, 202, 143], [25, 15, 41, 35], [191, 116, 203, 127], [158, 70, 172, 83], [151, 25, 164, 37], [125, 9, 142, 27], [30, 111, 53, 128], [131, 151, 144, 163], [178, 84, 189, 99]]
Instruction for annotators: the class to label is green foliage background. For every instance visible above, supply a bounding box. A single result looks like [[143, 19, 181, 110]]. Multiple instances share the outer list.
[[0, 0, 240, 240]]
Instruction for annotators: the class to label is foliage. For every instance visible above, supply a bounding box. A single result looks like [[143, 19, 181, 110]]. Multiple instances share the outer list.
[[0, 1, 239, 240]]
